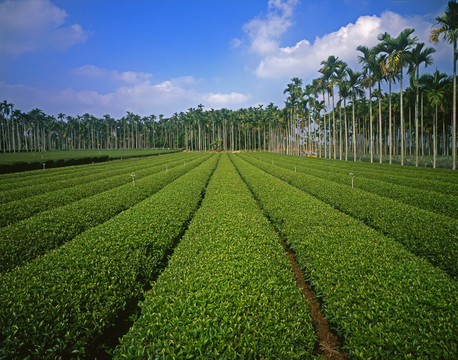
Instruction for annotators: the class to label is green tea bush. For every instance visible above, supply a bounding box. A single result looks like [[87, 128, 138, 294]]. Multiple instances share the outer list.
[[0, 155, 218, 359]]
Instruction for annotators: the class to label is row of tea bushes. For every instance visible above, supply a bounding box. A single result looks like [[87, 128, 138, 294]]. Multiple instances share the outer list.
[[0, 155, 203, 227], [0, 152, 199, 204], [0, 154, 211, 273], [301, 153, 458, 184], [0, 155, 219, 359], [231, 154, 457, 359], [264, 152, 458, 194], [240, 154, 458, 277], [248, 153, 457, 219], [0, 151, 191, 192], [114, 154, 316, 359], [0, 149, 181, 174]]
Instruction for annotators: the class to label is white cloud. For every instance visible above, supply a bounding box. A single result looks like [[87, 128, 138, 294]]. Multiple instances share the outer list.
[[243, 0, 298, 55], [0, 78, 251, 118], [252, 11, 449, 81], [0, 0, 90, 55], [72, 65, 153, 84]]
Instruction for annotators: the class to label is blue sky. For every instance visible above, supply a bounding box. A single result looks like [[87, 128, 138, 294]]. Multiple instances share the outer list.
[[0, 0, 450, 118]]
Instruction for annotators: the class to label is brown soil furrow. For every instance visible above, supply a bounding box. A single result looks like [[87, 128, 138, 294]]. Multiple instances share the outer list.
[[280, 238, 348, 360]]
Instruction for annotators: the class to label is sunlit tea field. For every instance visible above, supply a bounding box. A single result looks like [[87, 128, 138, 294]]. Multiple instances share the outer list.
[[0, 152, 456, 359]]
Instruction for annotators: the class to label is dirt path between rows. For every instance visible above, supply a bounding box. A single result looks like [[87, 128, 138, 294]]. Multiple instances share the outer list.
[[280, 238, 348, 360]]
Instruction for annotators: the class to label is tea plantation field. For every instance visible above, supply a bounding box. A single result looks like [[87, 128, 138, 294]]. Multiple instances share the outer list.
[[0, 152, 456, 359]]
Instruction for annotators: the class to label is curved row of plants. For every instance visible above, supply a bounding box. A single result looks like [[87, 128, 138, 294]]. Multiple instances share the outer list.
[[239, 154, 457, 277], [114, 154, 316, 359], [231, 154, 457, 359], [0, 152, 196, 203], [0, 154, 219, 359], [247, 153, 457, 218], [0, 154, 211, 273], [0, 154, 203, 227]]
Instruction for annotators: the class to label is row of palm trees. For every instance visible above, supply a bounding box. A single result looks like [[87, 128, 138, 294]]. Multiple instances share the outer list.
[[281, 0, 458, 169], [0, 2, 456, 168], [0, 73, 452, 162], [0, 100, 289, 153]]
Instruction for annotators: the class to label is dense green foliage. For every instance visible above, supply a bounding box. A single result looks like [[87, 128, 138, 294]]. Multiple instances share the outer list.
[[0, 149, 180, 173], [0, 154, 209, 272], [0, 149, 179, 165], [114, 154, 316, 359], [0, 154, 201, 226], [240, 153, 458, 276], [231, 154, 457, 359], [248, 153, 458, 218], [0, 152, 195, 204], [0, 155, 218, 359], [0, 150, 456, 359]]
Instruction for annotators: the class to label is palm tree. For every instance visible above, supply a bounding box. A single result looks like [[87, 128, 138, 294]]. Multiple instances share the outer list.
[[346, 68, 363, 161], [283, 78, 303, 155], [357, 45, 379, 163], [408, 42, 436, 166], [381, 28, 417, 165], [335, 62, 348, 160], [425, 70, 449, 167], [320, 56, 344, 159], [430, 0, 458, 169]]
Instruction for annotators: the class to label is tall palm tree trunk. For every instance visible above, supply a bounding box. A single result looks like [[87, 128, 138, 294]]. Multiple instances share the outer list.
[[352, 94, 356, 161], [378, 82, 383, 163], [453, 39, 456, 170], [400, 69, 405, 165]]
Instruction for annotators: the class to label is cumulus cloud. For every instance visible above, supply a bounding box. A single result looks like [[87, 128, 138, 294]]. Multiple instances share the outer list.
[[243, 0, 298, 55], [252, 11, 448, 80], [0, 78, 251, 118], [0, 0, 91, 55]]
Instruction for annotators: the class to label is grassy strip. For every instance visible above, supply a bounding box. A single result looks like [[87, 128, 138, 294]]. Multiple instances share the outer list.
[[114, 154, 316, 359], [247, 153, 457, 219], [0, 151, 190, 191], [231, 154, 457, 359], [0, 154, 211, 273], [0, 155, 203, 227], [0, 154, 218, 359], [240, 154, 458, 277]]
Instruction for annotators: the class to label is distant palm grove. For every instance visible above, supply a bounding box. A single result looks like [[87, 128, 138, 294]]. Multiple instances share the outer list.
[[1, 3, 457, 169]]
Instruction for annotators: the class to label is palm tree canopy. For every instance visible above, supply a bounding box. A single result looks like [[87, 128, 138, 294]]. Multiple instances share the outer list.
[[430, 0, 458, 44]]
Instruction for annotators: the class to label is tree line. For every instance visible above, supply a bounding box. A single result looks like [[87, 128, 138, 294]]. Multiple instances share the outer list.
[[1, 1, 456, 168]]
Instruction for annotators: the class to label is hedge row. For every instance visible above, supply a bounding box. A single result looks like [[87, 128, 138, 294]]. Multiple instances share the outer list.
[[252, 153, 458, 197], [114, 154, 316, 359], [231, 154, 457, 359], [247, 153, 457, 219], [0, 155, 203, 227], [296, 153, 458, 184], [240, 154, 458, 277], [0, 154, 211, 273], [0, 151, 192, 192], [0, 149, 182, 174], [0, 154, 219, 359], [0, 156, 110, 174]]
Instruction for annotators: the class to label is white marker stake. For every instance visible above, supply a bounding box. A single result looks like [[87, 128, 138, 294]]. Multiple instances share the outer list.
[[350, 172, 354, 188], [131, 174, 135, 187]]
